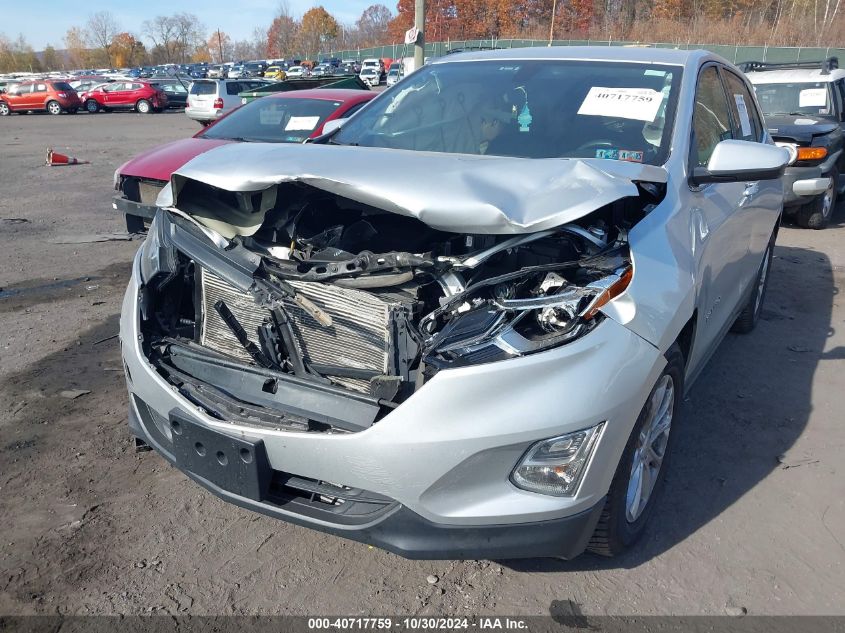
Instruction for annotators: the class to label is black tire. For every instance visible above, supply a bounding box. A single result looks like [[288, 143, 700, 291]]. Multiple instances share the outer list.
[[46, 100, 62, 115], [85, 99, 99, 113], [136, 99, 152, 114], [0, 101, 10, 116], [795, 169, 837, 229], [588, 343, 684, 557], [731, 237, 774, 334]]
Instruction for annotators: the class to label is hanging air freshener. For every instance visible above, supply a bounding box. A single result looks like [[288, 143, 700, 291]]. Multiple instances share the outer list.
[[518, 103, 532, 132]]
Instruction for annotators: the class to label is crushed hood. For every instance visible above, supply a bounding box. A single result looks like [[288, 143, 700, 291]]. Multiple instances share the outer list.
[[159, 143, 668, 236]]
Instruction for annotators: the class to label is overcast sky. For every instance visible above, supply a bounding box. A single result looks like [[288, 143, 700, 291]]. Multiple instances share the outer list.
[[4, 1, 388, 49]]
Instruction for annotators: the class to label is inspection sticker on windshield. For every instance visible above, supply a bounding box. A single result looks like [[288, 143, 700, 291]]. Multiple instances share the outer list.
[[733, 94, 752, 137], [799, 88, 827, 107], [285, 116, 321, 131], [578, 87, 663, 121]]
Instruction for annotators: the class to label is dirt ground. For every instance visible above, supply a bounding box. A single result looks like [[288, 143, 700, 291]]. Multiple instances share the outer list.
[[0, 111, 843, 617]]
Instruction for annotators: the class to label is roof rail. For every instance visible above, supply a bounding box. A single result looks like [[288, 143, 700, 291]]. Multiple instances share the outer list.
[[444, 45, 501, 55], [738, 57, 839, 75]]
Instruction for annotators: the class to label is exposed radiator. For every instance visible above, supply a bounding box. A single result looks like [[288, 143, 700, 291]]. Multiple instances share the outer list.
[[198, 268, 409, 393]]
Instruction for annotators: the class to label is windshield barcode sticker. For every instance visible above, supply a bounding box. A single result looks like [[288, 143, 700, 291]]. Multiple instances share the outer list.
[[799, 88, 827, 108], [285, 116, 321, 131], [577, 87, 663, 122]]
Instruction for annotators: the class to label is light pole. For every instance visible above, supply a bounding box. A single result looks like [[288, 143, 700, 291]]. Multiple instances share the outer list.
[[549, 0, 558, 46]]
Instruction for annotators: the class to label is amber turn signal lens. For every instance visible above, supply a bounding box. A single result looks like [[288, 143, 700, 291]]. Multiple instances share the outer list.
[[796, 147, 828, 161], [583, 267, 634, 320]]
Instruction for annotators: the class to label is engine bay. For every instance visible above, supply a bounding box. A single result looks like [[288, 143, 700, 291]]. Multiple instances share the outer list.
[[139, 180, 661, 431]]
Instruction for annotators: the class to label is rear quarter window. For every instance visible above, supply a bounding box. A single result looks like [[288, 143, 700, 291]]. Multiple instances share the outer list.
[[190, 82, 217, 95]]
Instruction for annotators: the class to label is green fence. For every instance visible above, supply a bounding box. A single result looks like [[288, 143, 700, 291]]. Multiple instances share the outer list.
[[321, 39, 845, 65]]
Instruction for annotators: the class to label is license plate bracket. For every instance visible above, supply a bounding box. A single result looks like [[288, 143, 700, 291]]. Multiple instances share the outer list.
[[169, 413, 271, 502]]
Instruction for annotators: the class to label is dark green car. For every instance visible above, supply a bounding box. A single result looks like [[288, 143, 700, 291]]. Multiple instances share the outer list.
[[238, 76, 369, 104]]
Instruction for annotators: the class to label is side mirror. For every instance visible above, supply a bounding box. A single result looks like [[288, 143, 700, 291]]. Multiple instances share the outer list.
[[692, 139, 789, 184], [321, 118, 347, 136]]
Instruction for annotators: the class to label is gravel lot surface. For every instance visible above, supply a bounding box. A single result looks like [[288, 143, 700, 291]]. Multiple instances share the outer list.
[[1, 110, 844, 617]]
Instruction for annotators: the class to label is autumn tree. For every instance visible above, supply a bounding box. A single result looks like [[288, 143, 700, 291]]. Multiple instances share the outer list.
[[356, 4, 393, 46], [297, 6, 339, 58], [111, 32, 146, 67], [87, 11, 120, 66], [0, 33, 43, 73], [41, 45, 62, 71], [267, 2, 300, 58], [143, 13, 205, 64], [63, 27, 91, 68], [208, 30, 233, 63]]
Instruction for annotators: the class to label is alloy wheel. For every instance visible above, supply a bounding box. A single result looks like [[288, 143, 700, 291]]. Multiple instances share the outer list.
[[626, 374, 674, 523]]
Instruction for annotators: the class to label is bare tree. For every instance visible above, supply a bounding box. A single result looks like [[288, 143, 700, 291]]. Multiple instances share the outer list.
[[87, 11, 120, 66], [173, 13, 206, 62], [144, 13, 205, 64]]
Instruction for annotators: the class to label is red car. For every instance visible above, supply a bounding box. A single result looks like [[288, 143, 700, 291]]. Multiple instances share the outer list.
[[0, 80, 81, 115], [83, 81, 168, 114], [114, 88, 376, 231]]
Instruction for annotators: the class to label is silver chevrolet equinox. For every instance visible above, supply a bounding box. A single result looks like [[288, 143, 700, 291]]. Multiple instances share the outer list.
[[119, 47, 788, 560]]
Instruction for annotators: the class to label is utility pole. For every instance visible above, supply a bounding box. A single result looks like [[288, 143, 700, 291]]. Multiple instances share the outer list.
[[414, 0, 425, 70], [217, 29, 224, 63], [549, 0, 558, 46]]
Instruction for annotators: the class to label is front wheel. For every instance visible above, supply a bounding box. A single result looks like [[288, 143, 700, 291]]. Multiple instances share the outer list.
[[46, 100, 62, 115], [0, 101, 9, 116], [588, 344, 684, 557], [731, 238, 774, 334], [796, 170, 837, 229], [136, 99, 152, 114], [85, 100, 99, 113]]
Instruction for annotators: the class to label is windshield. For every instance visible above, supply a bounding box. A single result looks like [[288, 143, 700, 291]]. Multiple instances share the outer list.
[[334, 59, 680, 164], [199, 97, 343, 142], [752, 82, 833, 117]]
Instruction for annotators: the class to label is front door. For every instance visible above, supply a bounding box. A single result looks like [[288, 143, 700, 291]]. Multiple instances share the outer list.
[[685, 65, 755, 375]]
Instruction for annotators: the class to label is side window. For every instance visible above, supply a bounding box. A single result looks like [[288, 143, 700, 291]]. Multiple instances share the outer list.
[[226, 82, 241, 95], [723, 70, 763, 141], [34, 84, 47, 93], [691, 66, 734, 167], [833, 80, 845, 120]]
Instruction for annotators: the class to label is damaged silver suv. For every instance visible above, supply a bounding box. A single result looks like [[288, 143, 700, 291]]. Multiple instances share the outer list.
[[120, 48, 788, 560]]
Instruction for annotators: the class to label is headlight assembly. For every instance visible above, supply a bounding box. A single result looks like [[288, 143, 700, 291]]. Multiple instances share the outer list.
[[139, 212, 178, 287], [421, 267, 632, 367]]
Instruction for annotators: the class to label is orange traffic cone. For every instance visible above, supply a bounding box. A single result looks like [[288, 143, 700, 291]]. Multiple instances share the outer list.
[[46, 148, 89, 166]]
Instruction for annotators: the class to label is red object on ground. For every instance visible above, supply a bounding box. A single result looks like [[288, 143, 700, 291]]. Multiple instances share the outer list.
[[46, 149, 89, 166]]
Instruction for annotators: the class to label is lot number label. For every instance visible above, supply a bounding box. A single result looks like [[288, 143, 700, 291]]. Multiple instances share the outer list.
[[578, 87, 663, 122]]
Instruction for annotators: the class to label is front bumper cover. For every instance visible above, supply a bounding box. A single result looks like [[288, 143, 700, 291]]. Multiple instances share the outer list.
[[128, 403, 604, 560], [121, 248, 662, 558]]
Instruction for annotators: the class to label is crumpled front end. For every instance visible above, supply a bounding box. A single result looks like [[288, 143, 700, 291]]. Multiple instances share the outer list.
[[119, 150, 668, 558]]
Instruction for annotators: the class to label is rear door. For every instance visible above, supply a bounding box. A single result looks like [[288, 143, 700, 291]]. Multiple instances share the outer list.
[[30, 83, 48, 109], [686, 64, 755, 374], [188, 80, 217, 113]]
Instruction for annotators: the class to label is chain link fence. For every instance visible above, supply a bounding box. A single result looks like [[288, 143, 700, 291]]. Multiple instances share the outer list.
[[321, 39, 845, 65]]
